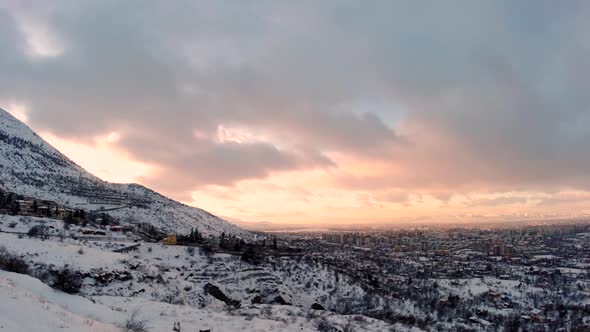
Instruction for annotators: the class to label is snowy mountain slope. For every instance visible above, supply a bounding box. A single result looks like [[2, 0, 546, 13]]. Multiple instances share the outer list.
[[0, 108, 246, 237], [0, 271, 122, 332], [0, 270, 403, 332]]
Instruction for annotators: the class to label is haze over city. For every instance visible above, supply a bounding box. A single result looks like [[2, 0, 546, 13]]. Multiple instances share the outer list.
[[2, 1, 590, 226]]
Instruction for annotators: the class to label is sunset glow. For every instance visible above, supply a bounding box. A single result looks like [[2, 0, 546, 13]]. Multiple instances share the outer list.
[[28, 127, 590, 226]]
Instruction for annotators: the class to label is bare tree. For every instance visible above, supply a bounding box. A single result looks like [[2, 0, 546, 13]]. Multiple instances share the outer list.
[[123, 310, 150, 332]]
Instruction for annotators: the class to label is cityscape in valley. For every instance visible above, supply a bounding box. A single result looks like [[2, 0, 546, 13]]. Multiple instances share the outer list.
[[2, 2, 590, 332]]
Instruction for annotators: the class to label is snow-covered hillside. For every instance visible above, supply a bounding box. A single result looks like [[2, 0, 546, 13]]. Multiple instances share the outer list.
[[0, 215, 368, 314], [1, 270, 404, 332], [0, 108, 246, 237], [0, 214, 408, 332]]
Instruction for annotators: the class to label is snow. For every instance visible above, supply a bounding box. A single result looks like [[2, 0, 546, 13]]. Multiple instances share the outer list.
[[0, 271, 122, 332], [96, 296, 318, 332], [532, 255, 557, 260], [0, 270, 401, 332], [0, 231, 398, 329], [0, 233, 126, 271], [0, 214, 64, 233]]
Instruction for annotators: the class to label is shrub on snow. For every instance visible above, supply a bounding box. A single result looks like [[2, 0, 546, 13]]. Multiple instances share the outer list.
[[0, 246, 30, 274]]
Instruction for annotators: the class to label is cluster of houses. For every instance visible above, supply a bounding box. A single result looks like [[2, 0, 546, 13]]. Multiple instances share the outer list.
[[161, 233, 245, 252], [13, 198, 66, 217]]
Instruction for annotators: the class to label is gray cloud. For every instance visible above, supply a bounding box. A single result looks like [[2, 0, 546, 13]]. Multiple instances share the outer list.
[[121, 133, 334, 192], [1, 0, 590, 198]]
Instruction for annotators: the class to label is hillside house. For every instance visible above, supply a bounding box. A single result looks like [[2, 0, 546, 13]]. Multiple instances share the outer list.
[[163, 235, 177, 245]]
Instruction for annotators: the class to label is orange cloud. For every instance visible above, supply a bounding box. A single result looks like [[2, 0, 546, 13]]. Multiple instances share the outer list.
[[40, 131, 153, 184]]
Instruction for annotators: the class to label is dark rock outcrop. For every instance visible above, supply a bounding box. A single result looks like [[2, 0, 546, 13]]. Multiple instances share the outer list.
[[204, 283, 241, 308], [311, 303, 325, 310]]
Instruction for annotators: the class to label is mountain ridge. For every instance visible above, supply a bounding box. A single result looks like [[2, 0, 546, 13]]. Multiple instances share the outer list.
[[0, 108, 247, 237]]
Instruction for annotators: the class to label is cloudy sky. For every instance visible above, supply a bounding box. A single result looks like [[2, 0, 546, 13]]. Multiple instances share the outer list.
[[2, 0, 590, 225]]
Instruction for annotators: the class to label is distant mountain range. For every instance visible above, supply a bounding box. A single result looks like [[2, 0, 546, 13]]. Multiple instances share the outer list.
[[0, 108, 247, 237]]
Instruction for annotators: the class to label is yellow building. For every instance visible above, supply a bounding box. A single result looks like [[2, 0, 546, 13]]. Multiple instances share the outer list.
[[163, 235, 177, 245]]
